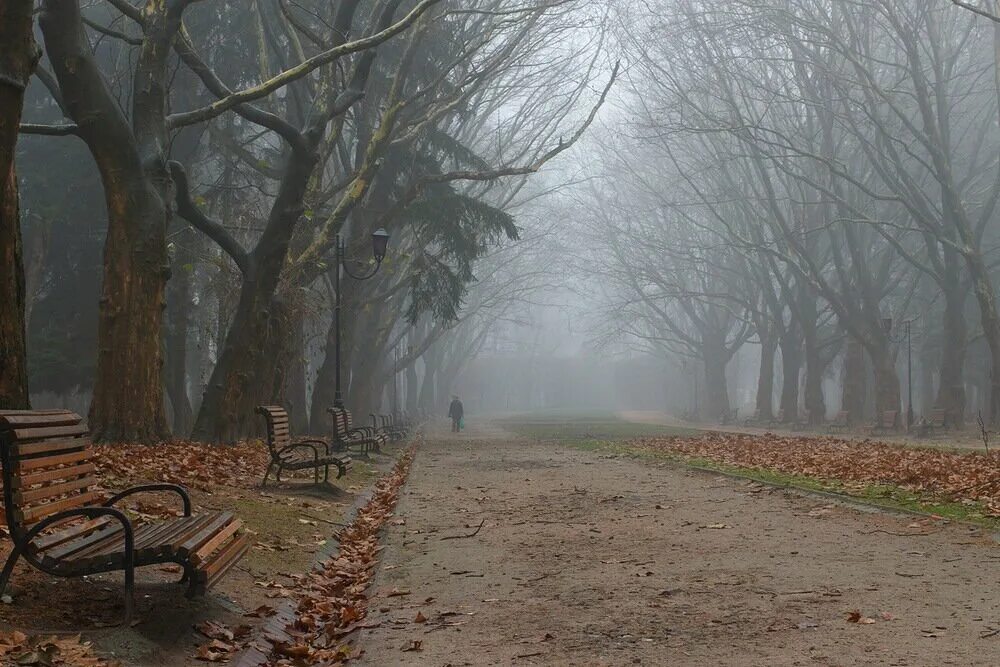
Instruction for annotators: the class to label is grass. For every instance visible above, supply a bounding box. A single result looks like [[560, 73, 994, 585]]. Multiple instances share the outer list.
[[502, 411, 1000, 529]]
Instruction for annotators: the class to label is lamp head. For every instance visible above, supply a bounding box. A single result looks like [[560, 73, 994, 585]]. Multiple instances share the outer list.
[[372, 228, 390, 263]]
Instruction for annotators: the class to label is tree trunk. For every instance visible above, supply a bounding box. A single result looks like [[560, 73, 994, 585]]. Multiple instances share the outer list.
[[755, 334, 776, 420], [0, 0, 36, 410], [40, 0, 177, 442], [871, 343, 901, 418], [702, 334, 731, 420], [778, 328, 801, 422], [192, 146, 319, 442], [280, 310, 310, 434], [841, 333, 865, 422], [801, 303, 825, 424], [309, 312, 338, 433], [88, 186, 171, 442], [936, 284, 967, 427], [405, 362, 419, 415]]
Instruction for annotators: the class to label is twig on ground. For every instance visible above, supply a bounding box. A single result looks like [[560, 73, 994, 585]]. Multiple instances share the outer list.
[[299, 512, 347, 527], [440, 519, 486, 540]]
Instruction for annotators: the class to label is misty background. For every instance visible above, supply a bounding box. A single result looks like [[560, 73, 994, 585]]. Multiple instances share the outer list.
[[8, 0, 1000, 440]]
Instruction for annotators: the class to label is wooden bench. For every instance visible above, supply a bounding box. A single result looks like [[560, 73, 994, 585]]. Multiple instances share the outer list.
[[828, 410, 851, 432], [916, 407, 948, 437], [868, 410, 899, 435], [256, 406, 351, 486], [794, 409, 812, 428], [328, 407, 386, 454], [371, 413, 407, 441], [743, 409, 761, 426], [768, 409, 786, 427], [720, 408, 738, 425], [0, 410, 249, 624]]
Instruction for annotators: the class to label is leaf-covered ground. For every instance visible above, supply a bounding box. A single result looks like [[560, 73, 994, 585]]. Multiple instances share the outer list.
[[628, 432, 1000, 514], [0, 438, 394, 666]]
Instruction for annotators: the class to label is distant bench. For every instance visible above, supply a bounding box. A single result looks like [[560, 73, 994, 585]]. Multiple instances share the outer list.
[[328, 407, 387, 454], [256, 405, 352, 486]]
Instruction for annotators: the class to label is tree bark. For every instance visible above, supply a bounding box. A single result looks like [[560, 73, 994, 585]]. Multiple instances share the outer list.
[[702, 333, 731, 420], [309, 310, 339, 433], [778, 327, 801, 422], [801, 299, 825, 424], [191, 145, 319, 442], [755, 333, 776, 420], [871, 342, 901, 418], [0, 0, 37, 410], [40, 0, 179, 442], [165, 233, 195, 436], [841, 333, 866, 422], [936, 280, 967, 427]]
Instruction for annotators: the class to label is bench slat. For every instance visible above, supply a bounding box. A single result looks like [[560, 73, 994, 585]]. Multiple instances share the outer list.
[[200, 532, 251, 587], [12, 463, 97, 489], [0, 413, 81, 428], [10, 424, 89, 441], [14, 449, 93, 472], [191, 518, 243, 566], [176, 512, 236, 557], [13, 438, 92, 457], [15, 476, 97, 504], [33, 517, 114, 553], [16, 490, 102, 524]]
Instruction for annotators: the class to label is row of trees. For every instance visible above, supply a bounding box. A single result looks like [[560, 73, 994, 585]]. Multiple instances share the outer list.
[[0, 0, 616, 442], [583, 0, 1000, 427]]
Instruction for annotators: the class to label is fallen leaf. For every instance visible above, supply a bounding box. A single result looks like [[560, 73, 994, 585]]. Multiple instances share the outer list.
[[401, 640, 423, 652]]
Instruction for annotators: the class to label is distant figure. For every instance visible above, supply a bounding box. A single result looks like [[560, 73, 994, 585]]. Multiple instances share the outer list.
[[448, 396, 464, 432]]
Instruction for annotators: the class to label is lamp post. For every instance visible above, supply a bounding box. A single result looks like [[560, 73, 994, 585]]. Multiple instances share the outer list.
[[334, 228, 390, 408], [392, 345, 400, 418], [882, 317, 913, 428]]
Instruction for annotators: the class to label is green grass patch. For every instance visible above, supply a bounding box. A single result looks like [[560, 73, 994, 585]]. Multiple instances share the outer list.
[[504, 413, 1000, 529]]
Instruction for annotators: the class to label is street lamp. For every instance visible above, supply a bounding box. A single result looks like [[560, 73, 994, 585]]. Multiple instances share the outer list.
[[334, 228, 391, 408], [882, 317, 913, 428]]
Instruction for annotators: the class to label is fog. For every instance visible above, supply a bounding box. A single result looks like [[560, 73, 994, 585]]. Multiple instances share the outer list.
[[4, 0, 1000, 441]]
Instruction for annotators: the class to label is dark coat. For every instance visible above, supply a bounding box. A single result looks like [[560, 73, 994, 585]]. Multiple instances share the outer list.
[[448, 399, 464, 420]]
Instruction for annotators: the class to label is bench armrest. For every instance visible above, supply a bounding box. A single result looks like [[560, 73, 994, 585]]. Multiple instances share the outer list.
[[277, 442, 322, 463], [104, 484, 192, 517], [293, 437, 330, 454]]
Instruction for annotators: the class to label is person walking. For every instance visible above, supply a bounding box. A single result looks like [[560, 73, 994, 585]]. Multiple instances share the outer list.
[[448, 396, 464, 432]]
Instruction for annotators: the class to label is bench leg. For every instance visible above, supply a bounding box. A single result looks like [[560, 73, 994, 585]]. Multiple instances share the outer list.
[[276, 464, 284, 484], [262, 461, 276, 488], [0, 540, 25, 600], [323, 463, 331, 483]]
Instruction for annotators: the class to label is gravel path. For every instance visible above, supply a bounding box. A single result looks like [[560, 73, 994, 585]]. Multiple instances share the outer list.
[[358, 421, 1000, 666]]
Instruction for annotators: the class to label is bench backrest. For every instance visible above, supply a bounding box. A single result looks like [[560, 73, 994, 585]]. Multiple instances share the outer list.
[[0, 410, 98, 538], [834, 411, 849, 425], [881, 410, 898, 428], [928, 408, 946, 426], [256, 406, 291, 458], [328, 407, 354, 440]]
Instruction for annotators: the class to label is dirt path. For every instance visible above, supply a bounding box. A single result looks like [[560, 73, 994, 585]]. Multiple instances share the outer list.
[[358, 420, 1000, 666]]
